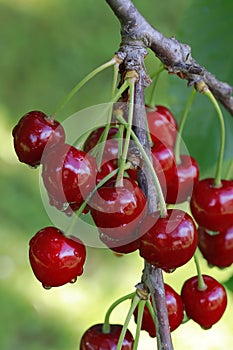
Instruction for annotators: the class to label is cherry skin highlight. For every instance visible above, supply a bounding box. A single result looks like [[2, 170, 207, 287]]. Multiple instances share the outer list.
[[181, 275, 227, 329], [29, 227, 86, 288], [12, 110, 65, 167], [79, 324, 134, 350]]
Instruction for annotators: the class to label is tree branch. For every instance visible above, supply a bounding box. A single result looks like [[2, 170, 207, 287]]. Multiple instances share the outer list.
[[106, 0, 233, 116]]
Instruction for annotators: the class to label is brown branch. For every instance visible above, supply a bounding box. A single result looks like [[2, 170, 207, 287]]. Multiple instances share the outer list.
[[106, 0, 233, 116]]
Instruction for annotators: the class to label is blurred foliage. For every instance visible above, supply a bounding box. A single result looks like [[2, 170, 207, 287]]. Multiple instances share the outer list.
[[0, 0, 232, 350]]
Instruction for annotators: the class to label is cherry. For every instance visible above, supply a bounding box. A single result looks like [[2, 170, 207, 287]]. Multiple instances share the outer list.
[[90, 177, 147, 241], [42, 143, 97, 215], [166, 155, 199, 204], [29, 227, 86, 288], [181, 275, 227, 329], [198, 226, 233, 268], [79, 324, 134, 350], [139, 209, 198, 271], [99, 231, 139, 254], [134, 284, 184, 337], [146, 105, 178, 148], [190, 178, 233, 231], [12, 110, 65, 167], [96, 159, 116, 184]]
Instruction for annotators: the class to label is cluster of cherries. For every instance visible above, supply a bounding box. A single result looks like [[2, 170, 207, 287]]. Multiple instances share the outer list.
[[12, 104, 232, 348]]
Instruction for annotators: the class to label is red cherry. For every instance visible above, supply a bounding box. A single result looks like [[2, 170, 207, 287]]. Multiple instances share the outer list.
[[29, 227, 86, 288], [12, 110, 65, 167], [166, 155, 200, 204], [139, 209, 198, 271], [96, 160, 117, 184], [198, 226, 233, 268], [90, 177, 147, 241], [80, 324, 134, 350], [181, 275, 227, 329], [134, 284, 184, 337], [42, 143, 97, 215], [151, 142, 176, 189], [146, 105, 178, 148], [190, 178, 233, 231], [99, 231, 139, 254]]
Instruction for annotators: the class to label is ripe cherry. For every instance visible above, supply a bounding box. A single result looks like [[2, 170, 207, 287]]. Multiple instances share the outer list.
[[181, 275, 227, 329], [96, 159, 116, 184], [134, 284, 184, 337], [166, 155, 199, 204], [42, 143, 97, 215], [90, 177, 147, 241], [190, 178, 233, 231], [198, 226, 233, 268], [146, 105, 178, 148], [12, 110, 65, 167], [139, 209, 198, 271], [99, 231, 139, 254], [29, 227, 86, 288], [79, 324, 134, 350]]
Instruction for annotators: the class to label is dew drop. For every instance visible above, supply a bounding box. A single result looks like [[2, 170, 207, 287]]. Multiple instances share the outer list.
[[42, 284, 52, 290], [61, 203, 70, 212], [70, 277, 77, 284]]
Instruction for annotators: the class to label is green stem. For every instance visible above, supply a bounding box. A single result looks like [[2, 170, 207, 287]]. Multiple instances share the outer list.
[[194, 252, 207, 291], [102, 292, 136, 334], [115, 293, 140, 350], [204, 89, 225, 187], [225, 160, 233, 180], [53, 57, 117, 117], [112, 62, 120, 98], [116, 80, 135, 186], [174, 89, 196, 164], [117, 114, 167, 218], [148, 64, 164, 108], [117, 124, 125, 167], [133, 300, 146, 350]]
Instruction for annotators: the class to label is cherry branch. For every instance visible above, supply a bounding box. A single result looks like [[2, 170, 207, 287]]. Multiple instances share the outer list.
[[106, 0, 233, 116]]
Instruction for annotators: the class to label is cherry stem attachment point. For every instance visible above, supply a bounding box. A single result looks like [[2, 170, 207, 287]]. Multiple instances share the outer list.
[[174, 88, 196, 164], [102, 292, 136, 334], [194, 251, 207, 291], [53, 57, 117, 117], [116, 114, 167, 218]]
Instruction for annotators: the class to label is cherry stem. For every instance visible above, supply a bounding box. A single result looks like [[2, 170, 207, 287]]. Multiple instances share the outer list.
[[102, 292, 136, 334], [225, 160, 233, 180], [147, 64, 164, 108], [53, 57, 117, 117], [133, 300, 146, 350], [174, 88, 196, 164], [112, 61, 120, 97], [117, 124, 125, 167], [116, 114, 167, 218], [116, 78, 136, 186], [194, 252, 207, 291], [204, 89, 225, 187], [115, 293, 141, 350]]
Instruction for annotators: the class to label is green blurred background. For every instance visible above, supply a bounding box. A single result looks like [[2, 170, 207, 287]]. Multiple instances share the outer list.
[[0, 0, 232, 349]]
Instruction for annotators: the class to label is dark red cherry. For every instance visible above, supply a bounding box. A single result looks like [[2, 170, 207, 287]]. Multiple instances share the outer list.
[[83, 126, 118, 153], [96, 160, 116, 184], [198, 226, 233, 268], [181, 275, 227, 329], [79, 324, 134, 350], [99, 231, 139, 254], [166, 155, 199, 204], [134, 284, 184, 337], [90, 177, 147, 241], [29, 227, 86, 288], [151, 142, 176, 189], [146, 105, 178, 147], [139, 209, 198, 271], [12, 110, 65, 167], [42, 143, 97, 215], [190, 178, 233, 231]]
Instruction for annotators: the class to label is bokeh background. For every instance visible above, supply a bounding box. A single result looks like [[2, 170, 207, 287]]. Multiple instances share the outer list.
[[0, 0, 232, 349]]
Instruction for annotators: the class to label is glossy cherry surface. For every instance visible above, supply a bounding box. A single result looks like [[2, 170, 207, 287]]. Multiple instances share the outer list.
[[96, 159, 116, 184], [99, 231, 139, 254], [90, 177, 147, 241], [12, 110, 65, 167], [198, 226, 233, 267], [134, 284, 184, 337], [42, 143, 97, 215], [29, 227, 86, 288], [190, 178, 233, 231], [139, 209, 198, 271], [181, 275, 227, 329], [166, 155, 199, 204], [79, 324, 134, 350], [146, 105, 178, 147]]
